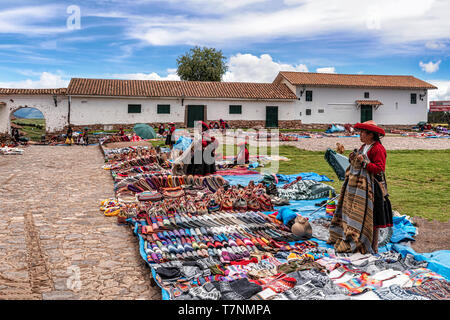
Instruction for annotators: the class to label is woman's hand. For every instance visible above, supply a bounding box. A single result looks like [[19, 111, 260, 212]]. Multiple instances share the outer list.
[[356, 154, 364, 163]]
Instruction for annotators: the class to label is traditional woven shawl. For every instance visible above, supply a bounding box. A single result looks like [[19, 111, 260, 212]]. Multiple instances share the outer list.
[[327, 152, 375, 254]]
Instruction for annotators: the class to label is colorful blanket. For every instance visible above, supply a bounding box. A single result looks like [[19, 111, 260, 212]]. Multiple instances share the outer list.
[[328, 155, 374, 254]]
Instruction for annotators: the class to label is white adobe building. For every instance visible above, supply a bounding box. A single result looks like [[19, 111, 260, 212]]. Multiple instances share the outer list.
[[274, 72, 437, 125], [0, 72, 437, 134]]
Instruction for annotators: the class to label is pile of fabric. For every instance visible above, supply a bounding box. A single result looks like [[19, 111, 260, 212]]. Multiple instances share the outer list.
[[102, 133, 143, 144], [0, 146, 24, 155], [279, 133, 298, 141], [96, 135, 450, 301]]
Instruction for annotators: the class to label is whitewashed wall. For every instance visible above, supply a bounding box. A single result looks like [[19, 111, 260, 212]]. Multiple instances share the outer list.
[[294, 86, 429, 125], [69, 96, 297, 125], [0, 95, 68, 133]]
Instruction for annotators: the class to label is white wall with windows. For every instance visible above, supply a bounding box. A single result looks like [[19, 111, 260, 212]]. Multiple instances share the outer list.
[[69, 96, 297, 125], [294, 86, 429, 125]]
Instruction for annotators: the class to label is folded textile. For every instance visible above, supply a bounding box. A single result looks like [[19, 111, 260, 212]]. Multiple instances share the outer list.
[[324, 148, 349, 181], [278, 180, 335, 201], [212, 278, 263, 300]]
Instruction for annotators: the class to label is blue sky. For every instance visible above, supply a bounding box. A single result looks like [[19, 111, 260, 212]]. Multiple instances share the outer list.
[[1, 0, 450, 100]]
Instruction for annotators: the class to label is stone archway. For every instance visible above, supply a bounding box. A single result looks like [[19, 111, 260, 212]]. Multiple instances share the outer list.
[[10, 107, 47, 141], [0, 93, 69, 136]]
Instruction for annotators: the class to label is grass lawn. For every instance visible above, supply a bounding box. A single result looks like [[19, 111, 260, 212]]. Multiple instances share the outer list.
[[152, 138, 449, 221], [266, 146, 450, 222], [12, 118, 46, 141]]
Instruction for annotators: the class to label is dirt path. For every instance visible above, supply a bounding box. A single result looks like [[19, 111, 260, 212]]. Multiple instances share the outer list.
[[0, 145, 161, 300]]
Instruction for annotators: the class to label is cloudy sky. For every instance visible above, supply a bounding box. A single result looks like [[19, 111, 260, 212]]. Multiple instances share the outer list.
[[1, 0, 450, 100]]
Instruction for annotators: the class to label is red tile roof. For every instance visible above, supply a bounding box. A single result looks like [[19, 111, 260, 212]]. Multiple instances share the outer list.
[[67, 78, 297, 100], [0, 88, 66, 95], [274, 71, 437, 90]]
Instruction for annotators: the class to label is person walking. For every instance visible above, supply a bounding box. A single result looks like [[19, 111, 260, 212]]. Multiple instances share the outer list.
[[328, 120, 392, 254], [82, 128, 89, 146]]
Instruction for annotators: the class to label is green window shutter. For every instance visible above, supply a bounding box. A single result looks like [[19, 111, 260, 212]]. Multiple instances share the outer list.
[[305, 90, 313, 102], [128, 104, 141, 113], [229, 105, 242, 114], [410, 93, 417, 104], [157, 104, 170, 114]]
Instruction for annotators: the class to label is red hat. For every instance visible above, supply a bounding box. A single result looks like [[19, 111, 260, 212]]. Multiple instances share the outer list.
[[354, 120, 385, 136], [200, 121, 209, 131]]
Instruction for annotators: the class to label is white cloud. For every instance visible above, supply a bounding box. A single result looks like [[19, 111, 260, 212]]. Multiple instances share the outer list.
[[123, 0, 449, 47], [427, 80, 450, 101], [425, 41, 446, 50], [223, 53, 308, 82], [419, 60, 441, 73], [0, 72, 69, 88], [0, 5, 67, 35], [316, 67, 336, 73]]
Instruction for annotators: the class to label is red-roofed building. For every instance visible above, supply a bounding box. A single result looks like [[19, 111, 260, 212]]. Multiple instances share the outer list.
[[0, 72, 438, 134]]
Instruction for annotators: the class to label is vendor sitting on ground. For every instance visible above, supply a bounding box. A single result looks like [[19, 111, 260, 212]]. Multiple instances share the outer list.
[[327, 120, 393, 254], [118, 127, 125, 136], [158, 123, 165, 136]]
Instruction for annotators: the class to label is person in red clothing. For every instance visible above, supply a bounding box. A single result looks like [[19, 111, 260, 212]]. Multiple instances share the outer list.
[[186, 121, 218, 175], [351, 120, 393, 253], [235, 140, 250, 164], [165, 122, 176, 149]]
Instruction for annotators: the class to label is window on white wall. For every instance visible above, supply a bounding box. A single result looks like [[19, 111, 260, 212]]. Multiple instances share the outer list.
[[305, 90, 313, 102], [364, 92, 370, 98], [157, 104, 170, 114], [410, 93, 417, 104], [318, 109, 324, 113], [306, 109, 312, 115], [229, 105, 242, 114], [128, 104, 141, 113]]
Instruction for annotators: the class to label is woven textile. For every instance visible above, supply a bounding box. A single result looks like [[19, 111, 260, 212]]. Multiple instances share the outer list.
[[327, 153, 375, 254], [372, 285, 429, 300], [277, 179, 336, 201], [405, 279, 450, 300]]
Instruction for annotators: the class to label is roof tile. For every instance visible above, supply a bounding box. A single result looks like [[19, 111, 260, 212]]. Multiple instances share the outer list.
[[66, 78, 297, 100], [275, 71, 437, 90]]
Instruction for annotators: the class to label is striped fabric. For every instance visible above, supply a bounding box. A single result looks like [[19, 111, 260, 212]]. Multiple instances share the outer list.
[[327, 150, 375, 254]]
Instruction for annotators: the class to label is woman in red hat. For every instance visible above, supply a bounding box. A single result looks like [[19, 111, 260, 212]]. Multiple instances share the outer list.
[[328, 120, 393, 254]]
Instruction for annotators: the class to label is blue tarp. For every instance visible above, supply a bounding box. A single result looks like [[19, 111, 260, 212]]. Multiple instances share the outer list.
[[173, 136, 192, 151], [224, 172, 332, 186], [129, 173, 450, 300]]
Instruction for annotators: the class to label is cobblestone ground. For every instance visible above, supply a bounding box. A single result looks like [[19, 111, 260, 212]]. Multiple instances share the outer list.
[[0, 145, 161, 300]]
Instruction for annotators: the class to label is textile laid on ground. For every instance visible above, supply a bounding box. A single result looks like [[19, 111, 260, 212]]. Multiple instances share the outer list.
[[97, 136, 450, 301], [0, 146, 24, 155], [328, 154, 375, 254], [277, 180, 336, 201]]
